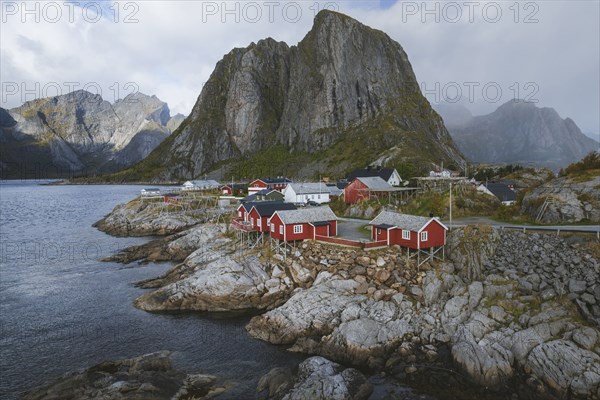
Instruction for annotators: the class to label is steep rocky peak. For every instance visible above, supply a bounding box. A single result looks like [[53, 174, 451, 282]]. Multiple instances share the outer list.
[[312, 9, 363, 34], [117, 10, 463, 181], [494, 100, 563, 122]]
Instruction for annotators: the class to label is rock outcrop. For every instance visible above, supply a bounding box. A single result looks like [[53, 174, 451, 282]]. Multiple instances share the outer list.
[[93, 197, 209, 237], [133, 226, 305, 312], [442, 100, 599, 170], [96, 198, 600, 398], [102, 223, 228, 264], [257, 356, 372, 400], [0, 91, 184, 178], [521, 174, 600, 223], [22, 351, 226, 400], [246, 230, 600, 399], [119, 10, 463, 182]]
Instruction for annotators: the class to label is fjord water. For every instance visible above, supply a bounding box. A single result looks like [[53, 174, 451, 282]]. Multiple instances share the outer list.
[[0, 181, 302, 399]]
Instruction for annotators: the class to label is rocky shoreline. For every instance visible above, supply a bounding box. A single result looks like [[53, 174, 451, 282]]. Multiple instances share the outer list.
[[22, 351, 228, 400], [88, 204, 600, 399], [93, 198, 211, 237]]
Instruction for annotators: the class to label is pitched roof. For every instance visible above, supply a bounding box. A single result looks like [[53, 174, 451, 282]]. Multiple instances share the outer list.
[[240, 200, 284, 212], [263, 177, 292, 184], [355, 176, 393, 190], [275, 206, 338, 225], [251, 202, 297, 217], [288, 182, 329, 195], [485, 183, 516, 202], [369, 211, 447, 232], [241, 193, 258, 202], [184, 180, 220, 187], [221, 183, 247, 190], [347, 168, 397, 182], [241, 189, 279, 202], [327, 186, 344, 196], [336, 181, 349, 190]]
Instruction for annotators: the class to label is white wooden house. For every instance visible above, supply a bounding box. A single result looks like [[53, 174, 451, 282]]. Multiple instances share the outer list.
[[182, 180, 220, 191], [140, 188, 161, 196], [283, 183, 330, 205]]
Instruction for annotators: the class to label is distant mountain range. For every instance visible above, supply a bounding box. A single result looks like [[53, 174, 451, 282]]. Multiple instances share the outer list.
[[434, 101, 599, 170], [111, 10, 464, 182], [0, 90, 184, 179]]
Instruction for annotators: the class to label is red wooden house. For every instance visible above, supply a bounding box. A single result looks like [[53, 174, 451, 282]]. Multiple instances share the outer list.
[[236, 202, 252, 221], [163, 193, 181, 204], [248, 177, 291, 195], [344, 177, 393, 204], [265, 177, 292, 192], [247, 202, 297, 232], [248, 179, 269, 195], [270, 207, 338, 242], [221, 183, 247, 196], [369, 211, 447, 249]]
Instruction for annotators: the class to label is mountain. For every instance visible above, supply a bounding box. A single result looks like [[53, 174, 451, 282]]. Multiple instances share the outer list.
[[0, 91, 183, 179], [433, 102, 474, 129], [115, 10, 463, 182], [442, 100, 599, 170]]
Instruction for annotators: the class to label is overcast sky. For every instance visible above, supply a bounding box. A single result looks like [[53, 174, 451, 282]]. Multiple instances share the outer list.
[[1, 0, 599, 138]]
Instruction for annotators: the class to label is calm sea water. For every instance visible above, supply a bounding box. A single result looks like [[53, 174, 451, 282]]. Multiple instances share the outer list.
[[0, 181, 303, 399]]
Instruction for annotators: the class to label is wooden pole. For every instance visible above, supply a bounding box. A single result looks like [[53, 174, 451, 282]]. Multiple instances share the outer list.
[[449, 182, 453, 229]]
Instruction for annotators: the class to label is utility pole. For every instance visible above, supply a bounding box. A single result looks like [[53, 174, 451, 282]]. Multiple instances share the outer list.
[[449, 182, 453, 229]]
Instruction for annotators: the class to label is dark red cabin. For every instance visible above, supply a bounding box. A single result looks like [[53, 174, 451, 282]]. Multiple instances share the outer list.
[[270, 207, 338, 242], [369, 211, 448, 249]]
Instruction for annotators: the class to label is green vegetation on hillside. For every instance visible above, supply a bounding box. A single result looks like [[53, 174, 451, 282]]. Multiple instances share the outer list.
[[559, 151, 600, 179], [470, 164, 523, 182], [401, 187, 500, 219]]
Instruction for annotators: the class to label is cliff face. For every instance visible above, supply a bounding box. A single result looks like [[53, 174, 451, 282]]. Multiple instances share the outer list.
[[0, 91, 183, 178], [445, 100, 599, 170], [122, 10, 463, 182]]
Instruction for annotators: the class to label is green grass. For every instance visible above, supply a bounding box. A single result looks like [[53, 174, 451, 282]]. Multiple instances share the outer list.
[[401, 188, 500, 219]]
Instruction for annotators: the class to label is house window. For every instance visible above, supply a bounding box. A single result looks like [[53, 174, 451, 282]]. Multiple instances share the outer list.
[[377, 228, 381, 235], [402, 230, 410, 240], [317, 194, 321, 199], [238, 211, 242, 218], [421, 231, 428, 242], [257, 219, 262, 228], [271, 224, 275, 232], [293, 225, 303, 234], [280, 225, 283, 235]]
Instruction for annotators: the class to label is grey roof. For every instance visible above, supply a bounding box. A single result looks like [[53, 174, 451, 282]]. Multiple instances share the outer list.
[[240, 200, 285, 212], [327, 186, 344, 196], [288, 182, 330, 195], [355, 176, 393, 190], [485, 183, 516, 202], [369, 211, 447, 232], [276, 206, 338, 225], [185, 180, 220, 187], [263, 177, 292, 184], [260, 190, 284, 197], [252, 202, 297, 217], [336, 181, 349, 190], [241, 193, 258, 202], [241, 189, 282, 202], [347, 167, 397, 182]]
